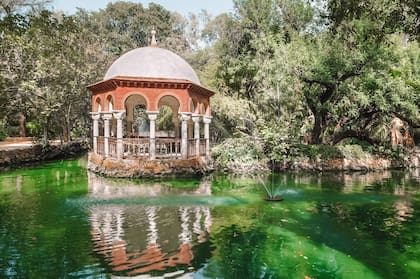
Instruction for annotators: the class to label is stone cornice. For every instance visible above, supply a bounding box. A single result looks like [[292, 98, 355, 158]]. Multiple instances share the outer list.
[[188, 83, 215, 97], [87, 76, 215, 97]]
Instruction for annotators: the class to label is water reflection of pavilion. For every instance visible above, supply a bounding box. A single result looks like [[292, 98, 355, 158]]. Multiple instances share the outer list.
[[87, 173, 212, 277]]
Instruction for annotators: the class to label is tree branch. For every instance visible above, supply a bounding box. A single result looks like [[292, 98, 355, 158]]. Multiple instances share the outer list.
[[332, 129, 379, 145], [301, 77, 335, 89]]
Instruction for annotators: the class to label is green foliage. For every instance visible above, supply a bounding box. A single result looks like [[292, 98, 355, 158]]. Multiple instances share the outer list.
[[156, 106, 175, 131], [5, 126, 19, 138], [327, 0, 419, 40], [293, 144, 344, 160], [0, 120, 6, 141], [337, 145, 371, 159], [259, 125, 295, 162], [267, 143, 380, 162], [26, 121, 42, 137], [0, 0, 418, 162], [208, 224, 267, 279], [211, 137, 268, 172], [0, 10, 108, 142], [0, 2, 186, 143], [87, 1, 189, 57]]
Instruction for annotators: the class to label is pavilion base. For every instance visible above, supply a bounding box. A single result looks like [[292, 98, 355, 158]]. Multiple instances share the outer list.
[[87, 152, 212, 178]]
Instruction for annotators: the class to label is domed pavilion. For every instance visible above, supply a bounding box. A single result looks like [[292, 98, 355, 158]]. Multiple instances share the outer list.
[[87, 31, 215, 177]]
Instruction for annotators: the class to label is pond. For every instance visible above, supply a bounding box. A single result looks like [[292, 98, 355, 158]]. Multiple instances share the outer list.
[[0, 157, 419, 279]]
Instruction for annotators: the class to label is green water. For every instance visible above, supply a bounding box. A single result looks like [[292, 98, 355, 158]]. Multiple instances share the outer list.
[[0, 158, 419, 278]]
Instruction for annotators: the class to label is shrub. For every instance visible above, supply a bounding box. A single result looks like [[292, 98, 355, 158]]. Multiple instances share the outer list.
[[280, 144, 343, 161], [211, 137, 268, 173], [337, 144, 372, 159], [26, 121, 42, 137]]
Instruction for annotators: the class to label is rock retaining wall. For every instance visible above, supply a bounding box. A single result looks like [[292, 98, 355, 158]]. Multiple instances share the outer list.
[[87, 152, 212, 178], [275, 151, 420, 171], [0, 141, 88, 170]]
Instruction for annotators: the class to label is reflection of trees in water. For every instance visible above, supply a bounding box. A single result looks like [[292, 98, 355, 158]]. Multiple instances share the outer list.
[[205, 224, 267, 279], [315, 202, 414, 238], [212, 171, 420, 279], [312, 198, 419, 278], [264, 170, 418, 195]]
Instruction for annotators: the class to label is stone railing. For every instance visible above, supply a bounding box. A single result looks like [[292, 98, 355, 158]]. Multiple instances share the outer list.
[[199, 139, 206, 156], [95, 137, 205, 160], [155, 138, 181, 159], [188, 139, 195, 157], [123, 138, 149, 158], [97, 136, 104, 155], [109, 137, 117, 157]]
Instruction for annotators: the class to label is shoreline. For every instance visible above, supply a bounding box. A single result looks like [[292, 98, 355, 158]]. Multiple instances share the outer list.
[[0, 141, 89, 171], [1, 141, 418, 175]]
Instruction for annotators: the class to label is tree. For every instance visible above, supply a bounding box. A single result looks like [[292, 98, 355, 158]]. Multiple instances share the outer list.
[[327, 0, 419, 41], [0, 10, 107, 143], [297, 1, 420, 144], [199, 0, 315, 145], [85, 1, 190, 57], [202, 0, 418, 163], [0, 0, 51, 16]]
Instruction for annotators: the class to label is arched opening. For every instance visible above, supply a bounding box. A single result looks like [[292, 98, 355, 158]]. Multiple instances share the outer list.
[[157, 95, 180, 138], [125, 94, 148, 137], [95, 97, 102, 112], [106, 95, 114, 111], [94, 97, 104, 137], [133, 104, 148, 137]]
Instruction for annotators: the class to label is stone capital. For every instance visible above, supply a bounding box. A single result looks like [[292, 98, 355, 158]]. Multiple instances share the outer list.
[[178, 113, 191, 122], [147, 111, 159, 121], [90, 112, 101, 120], [191, 113, 201, 123], [202, 115, 212, 124], [101, 112, 113, 121], [113, 110, 126, 120]]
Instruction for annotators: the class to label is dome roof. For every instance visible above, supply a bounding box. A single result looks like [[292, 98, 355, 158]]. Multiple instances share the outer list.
[[104, 47, 200, 84]]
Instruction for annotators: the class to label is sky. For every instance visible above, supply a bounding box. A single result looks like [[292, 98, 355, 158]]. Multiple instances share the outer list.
[[50, 0, 234, 16]]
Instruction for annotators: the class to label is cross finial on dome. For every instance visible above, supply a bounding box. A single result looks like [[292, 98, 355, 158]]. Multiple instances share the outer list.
[[150, 28, 158, 47]]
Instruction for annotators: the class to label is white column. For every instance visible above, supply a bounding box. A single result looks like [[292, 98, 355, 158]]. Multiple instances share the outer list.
[[192, 114, 201, 157], [147, 111, 158, 160], [113, 111, 125, 160], [179, 113, 190, 159], [203, 116, 212, 158], [90, 112, 100, 154], [102, 113, 113, 157]]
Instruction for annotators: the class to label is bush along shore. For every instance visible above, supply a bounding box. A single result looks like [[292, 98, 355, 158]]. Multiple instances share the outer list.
[[1, 138, 418, 175], [211, 141, 420, 174], [0, 141, 89, 171]]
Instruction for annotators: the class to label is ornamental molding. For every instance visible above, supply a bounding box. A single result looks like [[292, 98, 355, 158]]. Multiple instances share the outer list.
[[87, 76, 215, 97]]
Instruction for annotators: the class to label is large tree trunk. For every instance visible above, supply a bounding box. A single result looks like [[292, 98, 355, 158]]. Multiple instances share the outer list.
[[65, 104, 72, 142], [18, 112, 26, 137], [310, 112, 327, 144], [62, 122, 69, 143], [42, 118, 49, 146]]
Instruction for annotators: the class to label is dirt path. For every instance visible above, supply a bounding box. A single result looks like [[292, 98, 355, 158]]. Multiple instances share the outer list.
[[0, 141, 35, 151], [0, 140, 62, 151]]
